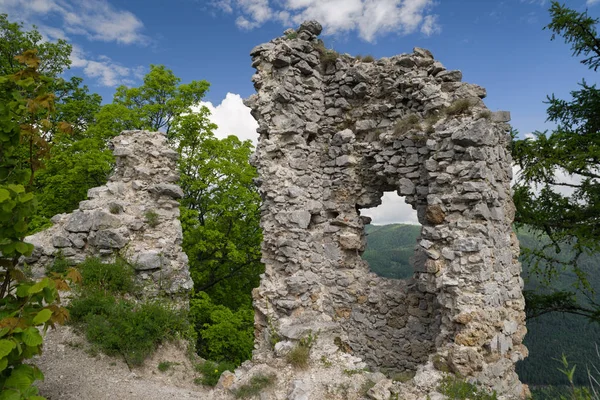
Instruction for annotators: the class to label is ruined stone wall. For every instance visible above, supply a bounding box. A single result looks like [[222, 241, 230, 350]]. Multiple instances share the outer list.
[[246, 21, 527, 397], [23, 130, 193, 297]]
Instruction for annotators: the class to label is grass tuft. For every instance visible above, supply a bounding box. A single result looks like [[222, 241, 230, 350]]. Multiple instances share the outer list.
[[444, 99, 472, 117], [363, 55, 375, 63], [394, 114, 421, 136], [233, 374, 276, 398], [158, 361, 179, 372], [477, 110, 492, 120], [314, 40, 338, 69]]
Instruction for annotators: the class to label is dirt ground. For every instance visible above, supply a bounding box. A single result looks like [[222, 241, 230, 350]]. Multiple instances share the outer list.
[[35, 325, 213, 400]]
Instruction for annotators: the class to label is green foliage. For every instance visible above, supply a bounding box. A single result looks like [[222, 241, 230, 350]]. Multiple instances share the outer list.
[[232, 374, 276, 398], [195, 360, 235, 386], [0, 271, 79, 399], [438, 375, 498, 400], [394, 114, 421, 136], [113, 64, 210, 136], [0, 14, 71, 77], [512, 1, 600, 322], [157, 361, 178, 372], [77, 257, 135, 294], [79, 298, 187, 366], [0, 41, 76, 400], [174, 110, 263, 311], [69, 258, 188, 366], [144, 210, 160, 228], [188, 292, 254, 366]]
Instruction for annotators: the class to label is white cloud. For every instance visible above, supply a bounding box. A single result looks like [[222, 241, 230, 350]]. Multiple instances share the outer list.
[[212, 0, 441, 42], [360, 192, 419, 225], [198, 93, 259, 145], [588, 0, 600, 6], [0, 0, 148, 45], [70, 46, 145, 87]]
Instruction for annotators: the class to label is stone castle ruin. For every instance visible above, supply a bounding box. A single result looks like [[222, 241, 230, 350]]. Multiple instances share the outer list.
[[245, 21, 527, 398], [22, 130, 193, 297], [22, 20, 528, 399]]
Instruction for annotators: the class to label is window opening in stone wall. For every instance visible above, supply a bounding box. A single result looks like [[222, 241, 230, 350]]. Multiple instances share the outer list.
[[359, 192, 420, 280]]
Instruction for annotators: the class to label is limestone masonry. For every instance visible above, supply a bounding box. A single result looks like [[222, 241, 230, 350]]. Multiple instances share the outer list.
[[23, 130, 193, 297], [243, 20, 528, 399]]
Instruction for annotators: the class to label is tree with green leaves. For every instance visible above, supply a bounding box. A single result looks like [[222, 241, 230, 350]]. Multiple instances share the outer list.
[[112, 65, 210, 136], [0, 48, 80, 400], [512, 1, 600, 322], [0, 14, 71, 77], [172, 110, 263, 312]]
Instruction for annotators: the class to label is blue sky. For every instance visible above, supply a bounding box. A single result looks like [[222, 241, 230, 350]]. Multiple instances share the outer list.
[[1, 0, 598, 223]]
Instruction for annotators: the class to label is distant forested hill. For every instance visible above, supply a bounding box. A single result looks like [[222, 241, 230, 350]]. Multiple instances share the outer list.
[[362, 224, 600, 387]]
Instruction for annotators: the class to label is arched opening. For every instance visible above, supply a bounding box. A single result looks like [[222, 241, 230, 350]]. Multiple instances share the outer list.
[[359, 192, 421, 280]]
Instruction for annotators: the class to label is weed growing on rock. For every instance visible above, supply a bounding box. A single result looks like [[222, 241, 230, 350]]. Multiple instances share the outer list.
[[314, 40, 338, 69], [232, 374, 276, 398], [477, 110, 492, 120], [437, 375, 498, 400], [359, 379, 376, 396], [285, 31, 298, 40], [108, 203, 122, 214], [286, 332, 316, 369], [363, 55, 375, 63], [394, 114, 420, 136], [196, 360, 235, 386], [144, 209, 160, 227], [444, 99, 472, 117]]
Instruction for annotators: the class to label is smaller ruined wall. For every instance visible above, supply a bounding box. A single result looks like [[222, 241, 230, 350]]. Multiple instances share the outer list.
[[23, 130, 193, 296]]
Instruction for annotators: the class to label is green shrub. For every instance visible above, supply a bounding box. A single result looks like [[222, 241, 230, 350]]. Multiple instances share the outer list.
[[438, 375, 498, 400], [363, 55, 375, 63], [189, 292, 254, 366], [69, 258, 188, 366], [71, 296, 188, 366], [394, 114, 421, 136], [144, 210, 160, 228], [233, 374, 276, 398], [444, 99, 472, 117], [47, 251, 70, 274], [285, 31, 298, 40], [196, 360, 236, 386], [78, 257, 135, 294]]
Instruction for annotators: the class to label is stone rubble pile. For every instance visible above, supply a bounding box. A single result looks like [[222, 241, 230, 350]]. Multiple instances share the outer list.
[[22, 130, 193, 297], [233, 20, 527, 399]]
